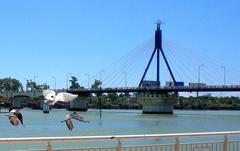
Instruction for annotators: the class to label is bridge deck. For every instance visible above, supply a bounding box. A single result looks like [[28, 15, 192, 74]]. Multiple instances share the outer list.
[[68, 85, 240, 94]]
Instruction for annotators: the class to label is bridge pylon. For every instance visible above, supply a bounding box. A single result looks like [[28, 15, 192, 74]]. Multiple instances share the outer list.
[[139, 22, 176, 87], [137, 22, 178, 114]]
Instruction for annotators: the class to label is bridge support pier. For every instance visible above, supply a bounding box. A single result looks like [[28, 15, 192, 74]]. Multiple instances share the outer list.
[[138, 92, 178, 114], [68, 96, 89, 111], [12, 96, 29, 108], [42, 101, 50, 113]]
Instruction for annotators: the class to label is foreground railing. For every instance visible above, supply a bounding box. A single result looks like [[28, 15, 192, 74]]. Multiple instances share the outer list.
[[1, 131, 240, 151]]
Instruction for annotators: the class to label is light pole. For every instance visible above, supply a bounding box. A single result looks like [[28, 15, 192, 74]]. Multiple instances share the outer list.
[[197, 64, 204, 98], [24, 78, 28, 91], [33, 76, 38, 96], [220, 66, 226, 86], [122, 71, 127, 87], [66, 73, 71, 90], [198, 64, 204, 85], [85, 74, 90, 89], [52, 76, 56, 90], [99, 70, 104, 119], [33, 75, 38, 83], [99, 70, 104, 87]]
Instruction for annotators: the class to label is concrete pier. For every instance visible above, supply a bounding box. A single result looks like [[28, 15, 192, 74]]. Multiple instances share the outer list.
[[12, 96, 29, 108], [68, 97, 88, 111], [138, 92, 178, 114], [42, 101, 50, 113]]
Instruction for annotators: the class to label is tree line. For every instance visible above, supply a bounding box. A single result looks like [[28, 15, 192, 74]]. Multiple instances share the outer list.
[[175, 95, 240, 110], [0, 77, 49, 91], [1, 76, 240, 110]]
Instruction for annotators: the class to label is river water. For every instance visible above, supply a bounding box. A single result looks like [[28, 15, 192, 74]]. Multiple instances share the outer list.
[[0, 108, 240, 150]]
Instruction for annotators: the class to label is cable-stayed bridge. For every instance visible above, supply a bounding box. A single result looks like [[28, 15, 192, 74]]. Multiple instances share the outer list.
[[1, 23, 240, 114], [67, 23, 240, 114], [68, 23, 240, 94]]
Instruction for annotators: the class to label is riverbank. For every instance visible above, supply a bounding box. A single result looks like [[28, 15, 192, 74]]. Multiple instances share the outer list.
[[1, 95, 240, 111]]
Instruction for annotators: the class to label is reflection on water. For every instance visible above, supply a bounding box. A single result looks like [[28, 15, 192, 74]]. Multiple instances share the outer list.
[[0, 108, 240, 138]]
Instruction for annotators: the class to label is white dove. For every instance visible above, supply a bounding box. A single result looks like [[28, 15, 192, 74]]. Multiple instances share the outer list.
[[42, 90, 78, 105]]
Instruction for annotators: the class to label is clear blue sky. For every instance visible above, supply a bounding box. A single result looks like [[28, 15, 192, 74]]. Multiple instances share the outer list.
[[0, 0, 240, 89]]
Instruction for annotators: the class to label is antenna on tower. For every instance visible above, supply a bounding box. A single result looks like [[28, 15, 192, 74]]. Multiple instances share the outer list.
[[156, 19, 164, 29]]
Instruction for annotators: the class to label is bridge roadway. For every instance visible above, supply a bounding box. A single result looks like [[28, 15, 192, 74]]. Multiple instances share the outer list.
[[1, 85, 239, 98], [68, 85, 240, 94]]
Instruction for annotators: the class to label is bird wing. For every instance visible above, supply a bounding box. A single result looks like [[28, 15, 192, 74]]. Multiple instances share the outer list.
[[66, 119, 73, 130], [5, 109, 16, 118], [60, 114, 74, 130], [70, 113, 84, 120], [60, 114, 71, 122], [55, 92, 78, 103], [16, 112, 23, 125], [10, 115, 20, 126], [70, 113, 89, 123], [64, 115, 72, 121], [42, 90, 56, 101]]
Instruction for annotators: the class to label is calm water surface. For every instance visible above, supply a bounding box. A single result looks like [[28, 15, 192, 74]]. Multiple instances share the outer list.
[[0, 108, 240, 137], [0, 108, 240, 150]]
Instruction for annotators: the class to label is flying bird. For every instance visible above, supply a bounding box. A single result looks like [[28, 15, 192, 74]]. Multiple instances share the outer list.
[[61, 112, 89, 130], [43, 90, 78, 105], [6, 109, 23, 126]]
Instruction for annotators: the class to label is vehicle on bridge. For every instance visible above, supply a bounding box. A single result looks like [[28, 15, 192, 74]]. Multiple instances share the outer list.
[[189, 82, 207, 88]]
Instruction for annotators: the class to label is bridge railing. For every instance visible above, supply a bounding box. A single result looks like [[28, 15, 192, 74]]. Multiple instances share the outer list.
[[0, 131, 240, 151]]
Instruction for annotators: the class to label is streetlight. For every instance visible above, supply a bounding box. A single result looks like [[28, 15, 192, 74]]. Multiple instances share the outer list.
[[122, 71, 127, 87], [99, 70, 104, 87], [98, 70, 104, 119], [24, 78, 28, 91], [33, 75, 38, 83], [33, 76, 38, 95], [66, 73, 71, 90], [85, 74, 90, 89], [52, 76, 56, 90], [220, 66, 226, 86], [197, 64, 204, 98], [198, 64, 204, 85]]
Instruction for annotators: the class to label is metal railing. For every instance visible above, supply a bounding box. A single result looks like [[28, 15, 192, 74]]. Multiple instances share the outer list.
[[1, 131, 240, 151]]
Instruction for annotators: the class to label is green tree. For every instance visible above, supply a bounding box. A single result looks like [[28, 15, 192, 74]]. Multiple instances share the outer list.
[[69, 76, 83, 89], [26, 80, 49, 91], [38, 83, 50, 90], [107, 92, 118, 104], [26, 80, 37, 91], [0, 77, 23, 91], [91, 79, 102, 89]]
